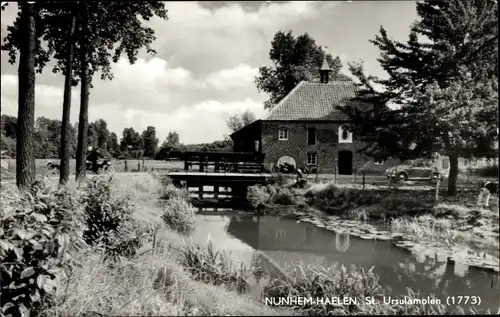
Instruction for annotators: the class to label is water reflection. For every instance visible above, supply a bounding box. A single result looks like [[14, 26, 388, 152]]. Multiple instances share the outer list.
[[191, 213, 499, 311]]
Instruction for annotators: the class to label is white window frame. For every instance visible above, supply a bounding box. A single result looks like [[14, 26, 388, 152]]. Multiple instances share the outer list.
[[278, 128, 289, 141], [307, 152, 317, 165], [338, 124, 353, 143], [374, 159, 385, 165]]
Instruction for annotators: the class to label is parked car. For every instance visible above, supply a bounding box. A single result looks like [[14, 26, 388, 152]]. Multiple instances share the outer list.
[[386, 159, 443, 182]]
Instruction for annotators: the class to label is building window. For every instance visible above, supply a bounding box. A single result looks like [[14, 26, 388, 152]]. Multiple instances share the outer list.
[[307, 152, 317, 165], [338, 124, 353, 143], [374, 159, 385, 165], [307, 127, 316, 145], [278, 128, 289, 140], [275, 229, 286, 241]]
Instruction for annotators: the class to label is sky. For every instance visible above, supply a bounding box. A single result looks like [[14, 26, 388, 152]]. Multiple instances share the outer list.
[[1, 1, 418, 144]]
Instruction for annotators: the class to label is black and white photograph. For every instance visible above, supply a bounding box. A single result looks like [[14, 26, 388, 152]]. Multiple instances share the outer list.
[[1, 0, 499, 316]]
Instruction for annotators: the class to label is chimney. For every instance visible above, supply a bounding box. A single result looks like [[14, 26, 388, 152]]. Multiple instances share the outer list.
[[320, 46, 331, 84]]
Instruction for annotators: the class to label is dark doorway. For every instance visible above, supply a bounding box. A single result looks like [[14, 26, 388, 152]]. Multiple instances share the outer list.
[[338, 150, 353, 175]]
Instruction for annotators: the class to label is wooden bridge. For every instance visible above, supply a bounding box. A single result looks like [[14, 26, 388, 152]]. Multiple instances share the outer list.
[[167, 151, 273, 199]]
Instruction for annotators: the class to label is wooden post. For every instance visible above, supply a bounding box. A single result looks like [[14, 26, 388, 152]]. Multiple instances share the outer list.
[[199, 185, 203, 198], [200, 161, 204, 172], [354, 172, 357, 184], [142, 158, 145, 171], [124, 160, 128, 172], [334, 166, 337, 184], [184, 161, 189, 171], [214, 186, 219, 199], [362, 172, 366, 191], [137, 162, 140, 172]]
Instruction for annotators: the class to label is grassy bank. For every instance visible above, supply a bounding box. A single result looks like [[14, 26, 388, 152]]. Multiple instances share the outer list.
[[2, 173, 495, 316]]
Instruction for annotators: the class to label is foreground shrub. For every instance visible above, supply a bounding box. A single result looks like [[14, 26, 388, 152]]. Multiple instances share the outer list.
[[179, 241, 251, 294], [161, 196, 196, 235], [0, 180, 85, 317], [80, 177, 142, 261]]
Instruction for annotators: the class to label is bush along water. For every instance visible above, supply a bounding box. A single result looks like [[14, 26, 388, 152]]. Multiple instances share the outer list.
[[246, 183, 305, 212], [305, 183, 433, 220], [80, 177, 144, 262], [161, 196, 196, 235], [178, 241, 252, 294], [0, 179, 86, 317], [159, 184, 196, 235]]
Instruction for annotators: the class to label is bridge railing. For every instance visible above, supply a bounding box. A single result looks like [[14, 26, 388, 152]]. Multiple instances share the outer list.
[[175, 151, 267, 173]]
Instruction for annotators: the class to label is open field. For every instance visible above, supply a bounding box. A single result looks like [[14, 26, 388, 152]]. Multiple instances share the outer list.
[[1, 158, 184, 177], [2, 158, 495, 188]]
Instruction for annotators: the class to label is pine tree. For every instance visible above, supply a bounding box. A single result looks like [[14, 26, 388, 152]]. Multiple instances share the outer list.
[[340, 0, 498, 196]]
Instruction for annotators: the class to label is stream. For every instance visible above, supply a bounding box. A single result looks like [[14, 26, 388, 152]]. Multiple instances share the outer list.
[[185, 211, 499, 312]]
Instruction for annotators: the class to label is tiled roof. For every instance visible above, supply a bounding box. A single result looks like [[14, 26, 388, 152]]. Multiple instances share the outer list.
[[263, 81, 360, 121]]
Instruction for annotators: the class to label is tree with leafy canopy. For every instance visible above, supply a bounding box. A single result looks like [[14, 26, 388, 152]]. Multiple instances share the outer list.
[[2, 1, 168, 182], [227, 110, 257, 133], [141, 126, 159, 158], [107, 132, 120, 158], [339, 0, 498, 196], [255, 30, 350, 109], [166, 131, 180, 146], [120, 127, 143, 158], [156, 131, 181, 160]]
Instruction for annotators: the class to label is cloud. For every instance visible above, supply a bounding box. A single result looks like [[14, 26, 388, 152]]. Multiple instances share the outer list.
[[204, 64, 258, 90], [150, 1, 338, 74], [1, 1, 418, 145], [1, 73, 268, 144]]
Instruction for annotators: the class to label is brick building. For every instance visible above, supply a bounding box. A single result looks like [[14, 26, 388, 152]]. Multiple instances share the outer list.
[[230, 57, 389, 175]]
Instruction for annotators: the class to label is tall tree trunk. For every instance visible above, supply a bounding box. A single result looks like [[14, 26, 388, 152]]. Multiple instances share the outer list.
[[75, 4, 90, 182], [59, 13, 76, 185], [16, 2, 36, 189], [447, 154, 459, 196]]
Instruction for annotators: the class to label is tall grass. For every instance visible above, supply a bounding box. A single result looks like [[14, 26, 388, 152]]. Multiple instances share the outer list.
[[46, 245, 287, 317], [263, 264, 454, 316], [391, 216, 456, 246], [247, 184, 304, 211], [178, 241, 252, 294]]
